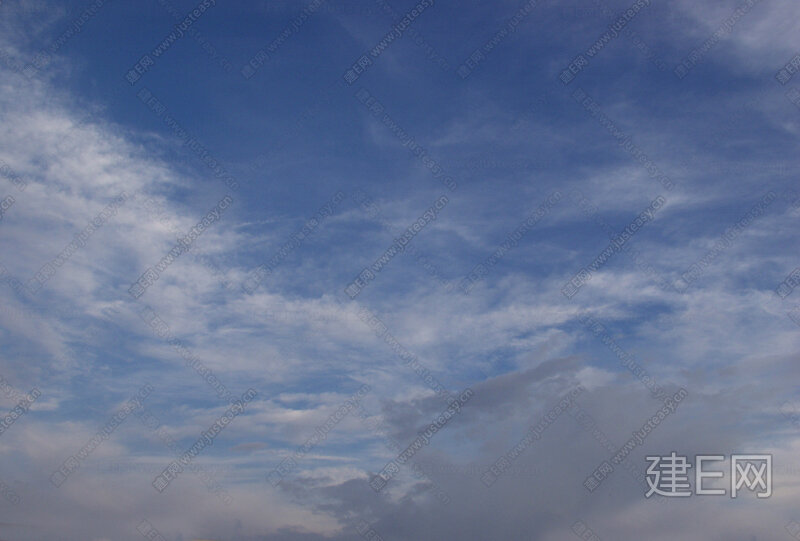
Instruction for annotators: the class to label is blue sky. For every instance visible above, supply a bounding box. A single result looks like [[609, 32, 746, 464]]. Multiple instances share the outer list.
[[0, 0, 799, 539]]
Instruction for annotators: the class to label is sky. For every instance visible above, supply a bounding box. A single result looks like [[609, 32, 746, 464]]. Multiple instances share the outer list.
[[0, 0, 799, 539]]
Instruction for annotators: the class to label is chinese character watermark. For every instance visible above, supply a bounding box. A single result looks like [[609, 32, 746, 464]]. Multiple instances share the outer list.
[[644, 453, 771, 498]]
